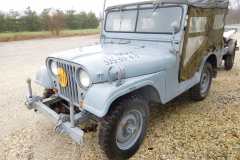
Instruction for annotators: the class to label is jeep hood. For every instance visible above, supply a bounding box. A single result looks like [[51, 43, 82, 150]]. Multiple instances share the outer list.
[[49, 44, 176, 83]]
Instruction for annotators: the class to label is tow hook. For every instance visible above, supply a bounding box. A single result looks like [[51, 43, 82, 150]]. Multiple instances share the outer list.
[[55, 125, 69, 136]]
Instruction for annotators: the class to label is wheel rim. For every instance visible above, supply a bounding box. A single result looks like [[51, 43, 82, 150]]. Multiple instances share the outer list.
[[200, 69, 210, 94], [116, 110, 143, 150]]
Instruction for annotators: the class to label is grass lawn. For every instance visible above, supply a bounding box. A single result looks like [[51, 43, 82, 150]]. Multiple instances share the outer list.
[[0, 27, 101, 38], [0, 26, 101, 42], [62, 26, 101, 34], [0, 31, 51, 37]]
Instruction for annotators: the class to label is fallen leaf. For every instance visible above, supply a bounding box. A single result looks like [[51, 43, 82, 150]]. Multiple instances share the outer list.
[[231, 132, 237, 136]]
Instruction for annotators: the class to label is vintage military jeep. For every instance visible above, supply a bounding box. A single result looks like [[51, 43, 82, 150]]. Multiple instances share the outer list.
[[25, 0, 239, 159]]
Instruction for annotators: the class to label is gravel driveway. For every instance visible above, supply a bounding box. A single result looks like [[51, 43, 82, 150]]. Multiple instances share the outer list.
[[0, 25, 240, 160]]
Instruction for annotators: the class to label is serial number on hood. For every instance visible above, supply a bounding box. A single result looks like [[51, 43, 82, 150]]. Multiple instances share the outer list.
[[102, 52, 139, 65]]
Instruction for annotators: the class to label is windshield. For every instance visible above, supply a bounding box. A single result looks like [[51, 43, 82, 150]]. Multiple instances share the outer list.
[[105, 6, 182, 33], [105, 10, 138, 32]]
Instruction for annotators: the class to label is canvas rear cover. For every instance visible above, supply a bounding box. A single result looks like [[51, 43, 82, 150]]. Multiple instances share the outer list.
[[179, 7, 228, 82]]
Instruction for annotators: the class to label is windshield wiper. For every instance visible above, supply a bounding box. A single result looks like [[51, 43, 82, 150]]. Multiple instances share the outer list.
[[146, 3, 159, 19], [145, 3, 159, 29], [119, 7, 123, 31]]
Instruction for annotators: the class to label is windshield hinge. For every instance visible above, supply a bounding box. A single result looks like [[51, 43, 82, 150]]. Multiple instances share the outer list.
[[152, 1, 162, 6]]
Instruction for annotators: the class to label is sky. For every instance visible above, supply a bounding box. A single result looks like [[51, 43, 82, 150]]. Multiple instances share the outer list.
[[0, 0, 150, 16]]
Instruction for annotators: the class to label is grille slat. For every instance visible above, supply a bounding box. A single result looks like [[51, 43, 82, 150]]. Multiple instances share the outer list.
[[67, 65, 74, 101], [69, 66, 75, 102], [63, 64, 69, 98], [72, 67, 78, 102], [61, 63, 67, 97], [65, 64, 71, 99], [56, 61, 79, 104]]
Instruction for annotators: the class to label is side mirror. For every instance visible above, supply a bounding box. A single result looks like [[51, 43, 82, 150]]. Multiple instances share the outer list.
[[170, 21, 180, 54], [171, 21, 180, 32]]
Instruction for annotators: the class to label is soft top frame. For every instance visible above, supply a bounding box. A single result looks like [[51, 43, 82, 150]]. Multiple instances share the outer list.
[[106, 0, 229, 11]]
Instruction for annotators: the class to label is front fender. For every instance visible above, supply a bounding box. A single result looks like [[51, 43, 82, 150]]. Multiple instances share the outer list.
[[82, 71, 165, 117], [35, 66, 54, 89]]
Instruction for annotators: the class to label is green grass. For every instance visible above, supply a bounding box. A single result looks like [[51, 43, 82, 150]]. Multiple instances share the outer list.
[[63, 28, 100, 34], [0, 27, 101, 38], [0, 26, 101, 42], [62, 25, 101, 34], [0, 31, 51, 37]]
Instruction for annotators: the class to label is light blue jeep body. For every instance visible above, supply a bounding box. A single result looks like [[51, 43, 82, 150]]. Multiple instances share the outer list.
[[26, 1, 237, 145]]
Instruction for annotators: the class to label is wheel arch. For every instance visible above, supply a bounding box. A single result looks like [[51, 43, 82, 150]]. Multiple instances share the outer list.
[[82, 72, 166, 117], [206, 54, 217, 68], [130, 85, 161, 103]]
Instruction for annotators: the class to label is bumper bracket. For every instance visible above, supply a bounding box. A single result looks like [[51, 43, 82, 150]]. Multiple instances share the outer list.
[[25, 94, 88, 146]]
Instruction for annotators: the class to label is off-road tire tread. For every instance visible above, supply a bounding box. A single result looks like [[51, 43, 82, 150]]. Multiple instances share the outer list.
[[189, 84, 199, 100], [98, 94, 147, 160], [189, 62, 212, 101], [224, 55, 233, 70], [43, 89, 54, 99], [42, 89, 57, 109], [225, 47, 235, 70]]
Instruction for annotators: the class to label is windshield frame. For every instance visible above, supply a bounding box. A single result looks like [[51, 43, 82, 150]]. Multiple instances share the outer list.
[[104, 5, 184, 34]]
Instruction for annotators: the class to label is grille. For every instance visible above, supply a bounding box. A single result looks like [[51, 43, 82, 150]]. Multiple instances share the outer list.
[[56, 61, 79, 104]]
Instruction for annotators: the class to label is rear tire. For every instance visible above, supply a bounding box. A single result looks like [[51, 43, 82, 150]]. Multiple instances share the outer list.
[[225, 47, 235, 70], [99, 94, 149, 160], [189, 62, 213, 101]]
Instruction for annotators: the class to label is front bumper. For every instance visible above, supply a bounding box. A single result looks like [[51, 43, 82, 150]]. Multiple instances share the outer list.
[[25, 94, 91, 146]]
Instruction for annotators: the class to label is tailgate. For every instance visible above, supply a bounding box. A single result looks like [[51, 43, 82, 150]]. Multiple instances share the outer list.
[[224, 28, 237, 41]]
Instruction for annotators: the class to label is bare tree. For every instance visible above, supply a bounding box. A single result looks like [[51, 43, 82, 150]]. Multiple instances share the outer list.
[[52, 10, 66, 35], [41, 9, 66, 35], [235, 0, 240, 9], [229, 0, 240, 9], [8, 9, 20, 19], [42, 13, 54, 33], [229, 0, 234, 10]]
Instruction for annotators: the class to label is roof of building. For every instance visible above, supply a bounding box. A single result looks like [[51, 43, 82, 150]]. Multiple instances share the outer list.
[[106, 0, 229, 10], [43, 8, 53, 13]]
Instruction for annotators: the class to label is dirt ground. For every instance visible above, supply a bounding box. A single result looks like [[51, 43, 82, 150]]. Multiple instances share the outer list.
[[0, 25, 239, 160]]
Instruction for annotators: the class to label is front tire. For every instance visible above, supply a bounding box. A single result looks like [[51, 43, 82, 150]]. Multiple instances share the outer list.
[[189, 62, 213, 101], [43, 88, 54, 99], [42, 89, 62, 112], [99, 94, 149, 160], [43, 89, 56, 109]]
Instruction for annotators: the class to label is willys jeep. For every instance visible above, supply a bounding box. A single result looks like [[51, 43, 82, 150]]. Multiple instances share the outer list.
[[25, 0, 239, 159]]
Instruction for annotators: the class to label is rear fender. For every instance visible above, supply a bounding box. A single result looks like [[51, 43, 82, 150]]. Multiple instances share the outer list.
[[226, 39, 237, 55], [82, 71, 166, 117]]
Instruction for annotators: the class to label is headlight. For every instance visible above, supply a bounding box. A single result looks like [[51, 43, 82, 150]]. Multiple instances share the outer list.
[[51, 61, 58, 76], [79, 69, 90, 88]]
